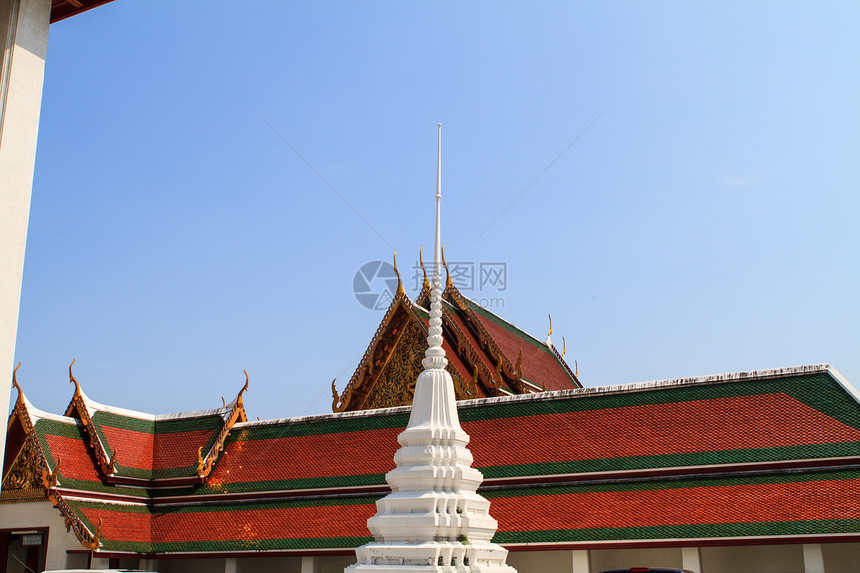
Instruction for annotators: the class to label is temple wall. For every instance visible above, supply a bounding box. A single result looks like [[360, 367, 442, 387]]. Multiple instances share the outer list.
[[821, 542, 860, 573], [236, 556, 301, 573], [0, 499, 83, 571], [701, 543, 804, 573], [590, 547, 684, 572], [27, 543, 857, 573], [507, 549, 577, 573], [157, 558, 229, 573]]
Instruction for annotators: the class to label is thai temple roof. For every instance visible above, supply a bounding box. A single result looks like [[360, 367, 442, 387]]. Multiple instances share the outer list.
[[5, 362, 860, 556], [332, 251, 580, 412]]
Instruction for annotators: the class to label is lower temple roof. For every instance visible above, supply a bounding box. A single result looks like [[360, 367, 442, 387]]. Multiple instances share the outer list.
[[4, 364, 860, 555]]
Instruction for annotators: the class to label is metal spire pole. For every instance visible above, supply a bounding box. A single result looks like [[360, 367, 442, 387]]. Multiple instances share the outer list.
[[423, 123, 446, 371]]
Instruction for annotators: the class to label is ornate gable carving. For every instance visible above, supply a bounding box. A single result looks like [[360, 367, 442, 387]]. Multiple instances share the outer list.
[[362, 319, 426, 409], [1, 439, 45, 503]]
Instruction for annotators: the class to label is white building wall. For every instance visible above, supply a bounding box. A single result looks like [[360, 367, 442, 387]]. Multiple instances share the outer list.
[[236, 556, 300, 573], [590, 547, 683, 572], [0, 500, 85, 571], [0, 0, 50, 470], [701, 543, 804, 573], [506, 550, 573, 573], [821, 542, 860, 573]]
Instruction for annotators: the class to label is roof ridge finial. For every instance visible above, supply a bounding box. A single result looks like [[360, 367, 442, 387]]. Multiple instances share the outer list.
[[393, 251, 405, 297], [441, 244, 453, 289], [546, 314, 553, 347], [69, 359, 82, 398], [419, 246, 430, 291], [421, 123, 447, 371], [12, 362, 23, 397]]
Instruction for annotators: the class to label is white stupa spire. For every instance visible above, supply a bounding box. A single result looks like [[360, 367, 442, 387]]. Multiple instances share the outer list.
[[347, 126, 516, 573]]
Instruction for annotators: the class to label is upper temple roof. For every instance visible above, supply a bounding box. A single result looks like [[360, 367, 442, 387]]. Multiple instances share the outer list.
[[332, 252, 580, 411], [5, 364, 860, 555]]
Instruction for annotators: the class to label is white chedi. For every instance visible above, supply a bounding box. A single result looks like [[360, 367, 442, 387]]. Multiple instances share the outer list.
[[347, 125, 515, 573]]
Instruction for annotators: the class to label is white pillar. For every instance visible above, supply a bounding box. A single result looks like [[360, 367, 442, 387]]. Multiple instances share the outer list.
[[802, 544, 825, 573], [139, 558, 156, 571], [224, 557, 238, 573], [301, 556, 315, 573], [681, 547, 702, 573], [90, 556, 111, 570], [571, 549, 590, 573], [0, 0, 50, 485]]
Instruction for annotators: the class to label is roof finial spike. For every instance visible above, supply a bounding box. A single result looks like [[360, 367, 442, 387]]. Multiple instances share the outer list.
[[421, 123, 447, 371], [12, 362, 22, 395], [69, 359, 82, 397], [393, 251, 405, 297], [419, 246, 430, 291], [545, 314, 553, 347], [562, 336, 567, 358], [441, 244, 453, 289]]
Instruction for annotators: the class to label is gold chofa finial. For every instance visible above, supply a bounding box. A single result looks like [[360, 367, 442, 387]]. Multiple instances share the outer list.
[[545, 315, 553, 346], [562, 336, 566, 358], [441, 244, 453, 289], [393, 251, 405, 296], [12, 362, 22, 395], [575, 359, 579, 379], [419, 246, 430, 291], [69, 359, 82, 397]]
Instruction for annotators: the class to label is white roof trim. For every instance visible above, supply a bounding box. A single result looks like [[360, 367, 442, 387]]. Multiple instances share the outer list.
[[79, 394, 229, 422], [234, 364, 842, 426]]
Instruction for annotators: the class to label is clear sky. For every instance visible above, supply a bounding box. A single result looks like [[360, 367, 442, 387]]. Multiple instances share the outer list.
[[12, 2, 860, 421]]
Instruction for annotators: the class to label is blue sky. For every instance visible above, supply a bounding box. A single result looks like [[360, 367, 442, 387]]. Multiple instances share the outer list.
[[13, 2, 860, 420]]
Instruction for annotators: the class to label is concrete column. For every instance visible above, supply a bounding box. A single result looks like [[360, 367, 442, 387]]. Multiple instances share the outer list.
[[681, 547, 702, 573], [301, 556, 315, 573], [0, 0, 49, 483], [139, 558, 156, 571], [802, 544, 825, 573], [571, 549, 589, 573], [90, 556, 111, 569], [225, 557, 238, 573]]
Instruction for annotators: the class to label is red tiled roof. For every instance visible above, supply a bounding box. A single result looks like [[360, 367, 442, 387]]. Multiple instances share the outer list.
[[44, 432, 102, 484], [464, 393, 860, 469], [205, 427, 400, 489], [63, 470, 860, 553], [15, 365, 860, 554], [488, 470, 860, 544], [465, 300, 578, 391]]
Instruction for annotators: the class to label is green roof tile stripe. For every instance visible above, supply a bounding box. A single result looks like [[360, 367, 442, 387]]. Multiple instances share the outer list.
[[478, 441, 860, 479], [174, 473, 388, 496], [228, 413, 410, 441], [458, 373, 860, 429], [483, 468, 860, 497]]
